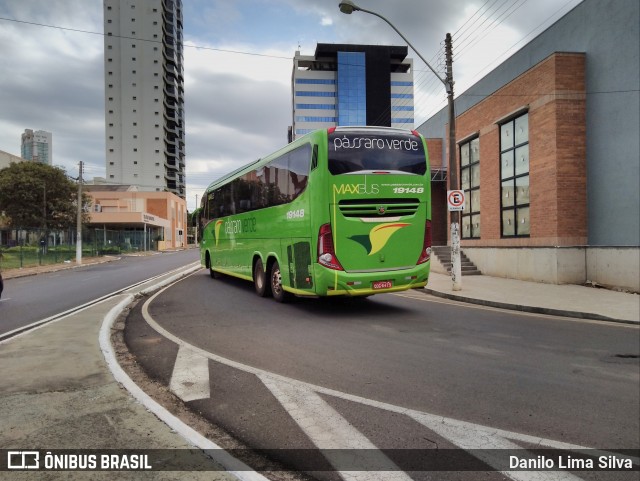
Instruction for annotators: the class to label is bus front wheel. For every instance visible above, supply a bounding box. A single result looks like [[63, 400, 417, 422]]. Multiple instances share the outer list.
[[206, 253, 221, 279], [270, 260, 291, 303], [254, 258, 271, 297]]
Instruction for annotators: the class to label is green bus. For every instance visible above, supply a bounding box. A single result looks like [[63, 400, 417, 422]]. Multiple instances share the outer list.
[[199, 126, 432, 302]]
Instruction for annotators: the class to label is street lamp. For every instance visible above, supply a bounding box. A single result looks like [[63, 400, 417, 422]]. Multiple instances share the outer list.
[[338, 1, 450, 93], [338, 0, 462, 290]]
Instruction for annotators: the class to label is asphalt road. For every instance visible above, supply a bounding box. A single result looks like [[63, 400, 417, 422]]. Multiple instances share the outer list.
[[125, 268, 639, 478], [0, 249, 199, 336]]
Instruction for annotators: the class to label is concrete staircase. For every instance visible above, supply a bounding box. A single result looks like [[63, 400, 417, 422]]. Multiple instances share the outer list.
[[431, 246, 482, 276]]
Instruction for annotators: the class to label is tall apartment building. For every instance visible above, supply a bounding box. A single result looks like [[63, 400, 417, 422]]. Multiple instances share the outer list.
[[21, 129, 52, 165], [291, 44, 414, 141], [103, 0, 185, 198]]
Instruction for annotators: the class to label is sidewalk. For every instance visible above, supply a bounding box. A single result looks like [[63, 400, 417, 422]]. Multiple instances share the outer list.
[[1, 256, 120, 280], [425, 272, 639, 324], [1, 247, 194, 280], [0, 266, 265, 481]]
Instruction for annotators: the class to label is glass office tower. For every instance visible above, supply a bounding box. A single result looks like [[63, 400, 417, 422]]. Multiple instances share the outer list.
[[291, 44, 414, 141]]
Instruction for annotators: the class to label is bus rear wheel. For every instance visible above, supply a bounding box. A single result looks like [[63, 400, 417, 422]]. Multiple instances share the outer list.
[[270, 260, 291, 303], [253, 258, 271, 297]]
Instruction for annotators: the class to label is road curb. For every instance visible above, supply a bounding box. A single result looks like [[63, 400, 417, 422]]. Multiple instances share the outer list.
[[423, 288, 640, 325], [99, 264, 271, 481]]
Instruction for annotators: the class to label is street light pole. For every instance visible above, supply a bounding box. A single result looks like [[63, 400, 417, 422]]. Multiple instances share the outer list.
[[339, 0, 449, 90], [338, 0, 461, 290]]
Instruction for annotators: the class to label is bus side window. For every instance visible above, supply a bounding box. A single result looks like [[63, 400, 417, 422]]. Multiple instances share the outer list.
[[206, 192, 215, 223], [288, 144, 311, 199], [311, 144, 318, 170], [271, 154, 290, 203]]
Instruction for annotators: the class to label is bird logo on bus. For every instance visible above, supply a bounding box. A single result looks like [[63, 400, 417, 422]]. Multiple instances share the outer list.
[[349, 222, 410, 256]]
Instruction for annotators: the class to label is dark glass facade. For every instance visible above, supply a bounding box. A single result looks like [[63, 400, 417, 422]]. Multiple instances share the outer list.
[[337, 51, 366, 126]]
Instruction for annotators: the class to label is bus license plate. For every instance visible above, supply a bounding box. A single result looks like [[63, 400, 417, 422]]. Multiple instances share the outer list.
[[372, 280, 393, 290]]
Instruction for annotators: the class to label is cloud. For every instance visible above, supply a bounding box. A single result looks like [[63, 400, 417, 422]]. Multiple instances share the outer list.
[[0, 1, 104, 179], [183, 41, 293, 191], [1, 0, 584, 211], [321, 17, 333, 26]]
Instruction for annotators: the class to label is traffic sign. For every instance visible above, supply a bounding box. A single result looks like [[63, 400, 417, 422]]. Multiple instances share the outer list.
[[447, 190, 465, 211]]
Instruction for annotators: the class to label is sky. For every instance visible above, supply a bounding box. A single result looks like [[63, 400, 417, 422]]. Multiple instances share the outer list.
[[0, 0, 583, 211]]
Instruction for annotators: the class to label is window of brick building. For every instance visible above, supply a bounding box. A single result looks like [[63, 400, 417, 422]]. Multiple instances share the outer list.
[[460, 137, 480, 238], [500, 113, 530, 236]]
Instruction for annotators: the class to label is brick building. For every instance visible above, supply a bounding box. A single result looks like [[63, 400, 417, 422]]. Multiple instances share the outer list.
[[418, 0, 639, 292]]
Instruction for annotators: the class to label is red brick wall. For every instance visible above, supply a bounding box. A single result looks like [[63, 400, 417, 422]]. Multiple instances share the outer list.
[[425, 138, 443, 168], [425, 138, 448, 245], [448, 52, 586, 247]]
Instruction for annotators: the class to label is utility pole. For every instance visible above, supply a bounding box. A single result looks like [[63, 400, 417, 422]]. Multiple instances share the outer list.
[[194, 194, 199, 246], [42, 183, 47, 256], [76, 161, 83, 265], [445, 33, 462, 290]]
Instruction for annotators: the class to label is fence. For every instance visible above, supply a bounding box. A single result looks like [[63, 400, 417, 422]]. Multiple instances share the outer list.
[[0, 227, 159, 271], [86, 227, 159, 253]]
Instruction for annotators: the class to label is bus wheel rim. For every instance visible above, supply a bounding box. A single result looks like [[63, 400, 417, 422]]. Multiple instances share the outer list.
[[272, 268, 282, 294]]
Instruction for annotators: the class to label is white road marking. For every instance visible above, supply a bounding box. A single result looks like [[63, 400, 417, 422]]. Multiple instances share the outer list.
[[170, 345, 211, 402], [259, 374, 412, 481], [407, 411, 582, 481], [140, 281, 640, 480], [101, 293, 270, 481]]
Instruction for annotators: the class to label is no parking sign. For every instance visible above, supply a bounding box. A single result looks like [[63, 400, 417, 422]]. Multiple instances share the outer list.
[[447, 190, 465, 211]]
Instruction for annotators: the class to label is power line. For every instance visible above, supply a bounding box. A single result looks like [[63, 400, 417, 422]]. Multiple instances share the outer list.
[[454, 0, 529, 61], [464, 0, 580, 79], [453, 0, 504, 47], [453, 0, 524, 59], [0, 15, 291, 60], [408, 0, 529, 125], [452, 0, 494, 37]]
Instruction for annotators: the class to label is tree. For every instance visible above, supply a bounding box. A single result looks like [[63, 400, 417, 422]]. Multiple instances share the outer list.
[[188, 207, 201, 227], [0, 162, 89, 230]]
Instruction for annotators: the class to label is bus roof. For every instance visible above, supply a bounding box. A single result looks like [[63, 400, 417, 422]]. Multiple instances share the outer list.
[[330, 126, 418, 135], [203, 129, 325, 194], [203, 126, 423, 193]]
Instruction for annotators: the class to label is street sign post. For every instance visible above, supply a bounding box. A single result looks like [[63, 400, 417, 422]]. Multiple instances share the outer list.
[[447, 190, 465, 211]]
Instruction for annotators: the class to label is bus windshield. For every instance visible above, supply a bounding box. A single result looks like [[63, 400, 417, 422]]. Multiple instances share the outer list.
[[328, 130, 426, 175]]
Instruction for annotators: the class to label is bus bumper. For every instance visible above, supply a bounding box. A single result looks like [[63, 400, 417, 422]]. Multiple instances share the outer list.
[[313, 262, 430, 297]]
